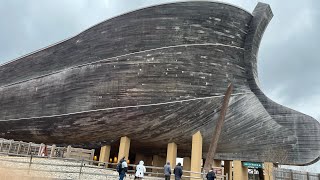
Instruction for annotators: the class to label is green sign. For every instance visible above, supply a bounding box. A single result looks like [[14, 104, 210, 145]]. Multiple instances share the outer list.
[[243, 162, 263, 168]]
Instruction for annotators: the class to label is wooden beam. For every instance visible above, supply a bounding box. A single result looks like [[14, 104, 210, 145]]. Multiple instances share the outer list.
[[204, 83, 233, 171]]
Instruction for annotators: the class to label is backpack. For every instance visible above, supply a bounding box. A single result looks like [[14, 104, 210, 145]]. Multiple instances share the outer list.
[[116, 161, 123, 173]]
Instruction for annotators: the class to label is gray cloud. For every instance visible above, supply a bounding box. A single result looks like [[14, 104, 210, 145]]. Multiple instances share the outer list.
[[257, 0, 320, 119], [0, 0, 319, 171]]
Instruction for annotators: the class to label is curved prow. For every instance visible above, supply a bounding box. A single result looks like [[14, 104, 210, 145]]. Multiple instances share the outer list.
[[244, 2, 273, 89], [245, 3, 320, 165]]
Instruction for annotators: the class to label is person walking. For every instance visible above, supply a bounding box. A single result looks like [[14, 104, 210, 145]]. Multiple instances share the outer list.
[[206, 168, 216, 180], [135, 160, 146, 179], [117, 157, 128, 180], [173, 163, 183, 180], [164, 161, 171, 180]]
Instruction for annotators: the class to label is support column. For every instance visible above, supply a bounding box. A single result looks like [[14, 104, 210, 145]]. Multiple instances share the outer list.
[[264, 162, 273, 180], [99, 145, 111, 165], [166, 142, 177, 166], [224, 160, 233, 180], [183, 157, 191, 179], [191, 131, 202, 180], [118, 136, 131, 162], [233, 160, 248, 180], [213, 160, 221, 167]]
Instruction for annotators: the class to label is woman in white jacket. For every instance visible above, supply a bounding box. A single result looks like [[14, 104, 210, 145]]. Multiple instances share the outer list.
[[135, 160, 146, 179]]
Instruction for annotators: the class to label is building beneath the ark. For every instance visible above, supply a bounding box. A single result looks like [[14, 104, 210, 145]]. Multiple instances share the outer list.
[[0, 1, 319, 179]]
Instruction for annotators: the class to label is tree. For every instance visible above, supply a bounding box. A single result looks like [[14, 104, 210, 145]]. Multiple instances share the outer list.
[[261, 146, 288, 180]]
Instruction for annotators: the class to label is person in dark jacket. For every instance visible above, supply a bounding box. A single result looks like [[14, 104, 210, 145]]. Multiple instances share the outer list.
[[164, 161, 171, 180], [118, 157, 128, 180], [206, 168, 216, 180], [173, 163, 183, 180]]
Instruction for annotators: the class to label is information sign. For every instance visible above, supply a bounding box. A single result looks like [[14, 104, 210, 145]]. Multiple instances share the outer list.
[[242, 162, 263, 168]]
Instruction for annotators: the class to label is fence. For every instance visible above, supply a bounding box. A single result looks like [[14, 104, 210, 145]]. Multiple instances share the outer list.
[[0, 153, 227, 180], [274, 168, 320, 180], [0, 138, 94, 161], [65, 145, 95, 160]]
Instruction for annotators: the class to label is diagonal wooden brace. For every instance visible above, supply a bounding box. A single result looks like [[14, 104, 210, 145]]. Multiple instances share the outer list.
[[204, 83, 233, 171]]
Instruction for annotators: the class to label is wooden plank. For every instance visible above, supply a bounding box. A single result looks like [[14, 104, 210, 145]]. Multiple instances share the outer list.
[[204, 84, 233, 171]]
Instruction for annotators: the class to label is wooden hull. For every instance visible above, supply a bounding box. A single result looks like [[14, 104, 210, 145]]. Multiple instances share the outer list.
[[0, 1, 319, 165]]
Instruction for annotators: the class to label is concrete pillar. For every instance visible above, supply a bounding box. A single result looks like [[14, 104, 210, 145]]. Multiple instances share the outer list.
[[213, 160, 221, 167], [224, 160, 233, 180], [166, 142, 177, 166], [233, 160, 248, 180], [99, 145, 111, 163], [118, 136, 131, 162], [191, 131, 202, 180], [183, 157, 191, 178], [264, 162, 273, 180], [153, 155, 166, 176]]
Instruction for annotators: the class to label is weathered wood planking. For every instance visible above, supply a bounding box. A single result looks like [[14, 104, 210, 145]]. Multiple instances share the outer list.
[[0, 2, 319, 165]]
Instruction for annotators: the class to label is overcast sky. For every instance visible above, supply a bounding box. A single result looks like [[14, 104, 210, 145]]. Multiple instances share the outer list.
[[0, 0, 319, 172]]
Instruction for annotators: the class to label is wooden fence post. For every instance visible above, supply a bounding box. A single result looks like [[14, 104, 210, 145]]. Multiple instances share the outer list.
[[50, 144, 56, 157], [90, 149, 95, 160], [27, 142, 32, 155], [290, 170, 293, 180], [79, 158, 84, 180], [38, 143, 44, 156], [66, 145, 72, 158], [0, 139, 3, 152], [28, 153, 33, 174], [8, 140, 13, 154], [17, 141, 22, 154]]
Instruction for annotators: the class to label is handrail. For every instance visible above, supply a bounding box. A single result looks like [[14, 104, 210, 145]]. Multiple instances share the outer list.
[[0, 154, 218, 179]]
